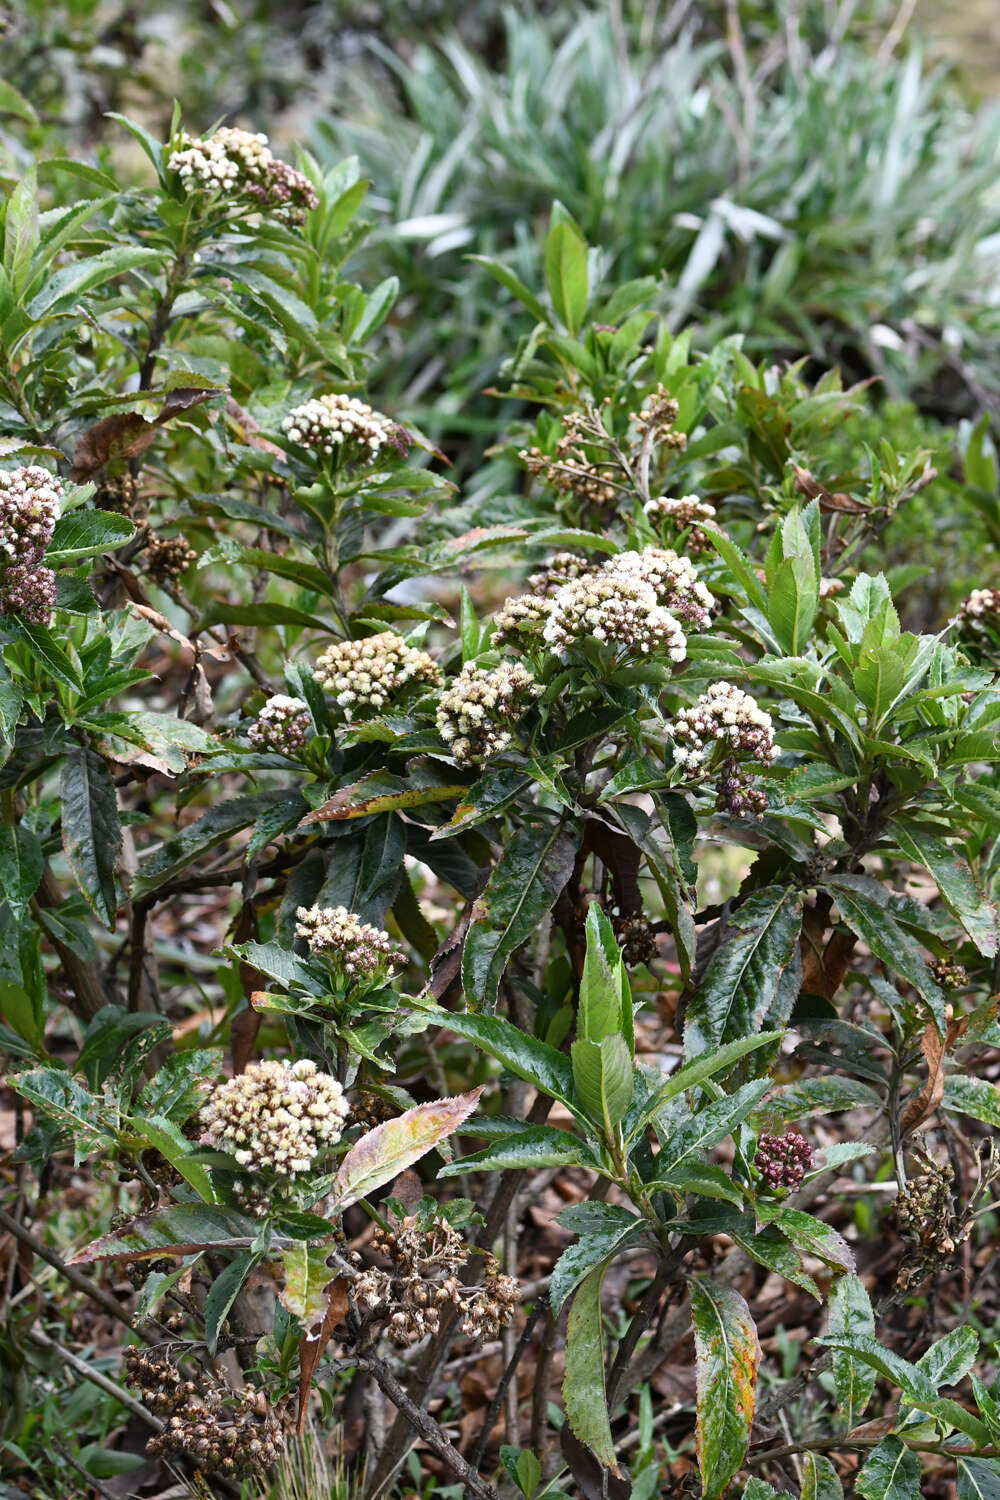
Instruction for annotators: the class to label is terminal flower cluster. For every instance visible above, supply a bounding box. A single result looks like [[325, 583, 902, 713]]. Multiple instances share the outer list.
[[671, 682, 777, 819], [168, 126, 317, 223], [294, 904, 406, 977], [199, 1058, 348, 1177], [281, 392, 407, 465], [435, 660, 540, 763], [0, 464, 61, 624], [644, 493, 718, 553], [247, 694, 311, 754], [542, 566, 687, 660], [755, 1131, 813, 1193], [314, 631, 441, 712]]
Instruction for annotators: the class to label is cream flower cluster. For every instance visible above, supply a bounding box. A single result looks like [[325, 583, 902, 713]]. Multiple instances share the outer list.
[[199, 1059, 348, 1177], [353, 1214, 520, 1346], [281, 392, 404, 464], [435, 660, 540, 764], [0, 464, 61, 625], [168, 127, 317, 224], [542, 568, 688, 660], [314, 631, 441, 712], [295, 905, 406, 977], [605, 547, 715, 627], [247, 694, 310, 753], [671, 682, 777, 769]]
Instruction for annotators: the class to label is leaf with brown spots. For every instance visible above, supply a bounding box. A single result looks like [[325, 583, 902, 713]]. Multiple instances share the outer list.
[[71, 387, 215, 479], [691, 1276, 760, 1500]]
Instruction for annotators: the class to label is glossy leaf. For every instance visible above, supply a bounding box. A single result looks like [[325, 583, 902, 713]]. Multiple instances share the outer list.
[[856, 1437, 921, 1500], [691, 1277, 759, 1500], [330, 1088, 483, 1209], [684, 888, 802, 1056], [802, 1454, 844, 1500], [60, 748, 121, 929], [827, 1274, 877, 1425], [562, 1262, 620, 1475], [279, 1243, 335, 1334], [69, 1205, 265, 1264]]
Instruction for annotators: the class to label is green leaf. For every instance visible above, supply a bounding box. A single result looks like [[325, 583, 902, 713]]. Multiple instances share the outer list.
[[629, 1032, 782, 1138], [544, 220, 589, 336], [825, 876, 945, 1032], [770, 1207, 854, 1272], [0, 980, 44, 1052], [468, 255, 547, 323], [684, 888, 802, 1056], [563, 1262, 620, 1475], [802, 1454, 844, 1500], [0, 78, 37, 123], [691, 1277, 759, 1500], [278, 1243, 335, 1334], [827, 1274, 877, 1426], [61, 748, 121, 929], [437, 1126, 599, 1180], [957, 1459, 1000, 1500], [2, 619, 83, 691], [727, 1224, 822, 1301], [12, 1067, 107, 1164], [130, 1114, 217, 1203], [435, 1011, 575, 1110], [69, 1205, 265, 1263], [916, 1326, 979, 1390], [133, 791, 294, 896], [571, 1034, 634, 1138], [330, 1089, 483, 1209], [892, 825, 998, 957], [856, 1437, 921, 1500], [204, 1252, 261, 1354], [26, 247, 166, 318], [46, 510, 135, 563], [943, 1074, 1000, 1128], [462, 824, 578, 1013], [656, 1081, 770, 1177], [300, 769, 465, 826], [579, 902, 629, 1048], [0, 822, 43, 920], [648, 1161, 745, 1207], [767, 555, 818, 655], [550, 1206, 645, 1313]]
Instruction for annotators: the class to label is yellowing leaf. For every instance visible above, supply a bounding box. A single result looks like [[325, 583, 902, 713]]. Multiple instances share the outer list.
[[330, 1088, 484, 1209]]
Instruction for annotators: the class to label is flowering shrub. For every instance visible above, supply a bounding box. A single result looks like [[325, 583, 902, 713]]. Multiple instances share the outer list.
[[1, 99, 1000, 1500]]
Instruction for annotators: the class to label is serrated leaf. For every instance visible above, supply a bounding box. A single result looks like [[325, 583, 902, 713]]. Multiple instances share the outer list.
[[279, 1243, 335, 1334], [827, 1274, 877, 1426], [684, 889, 802, 1057], [437, 1126, 599, 1179], [571, 1034, 634, 1138], [133, 791, 293, 896], [550, 1212, 645, 1314], [856, 1437, 921, 1500], [958, 1459, 1000, 1500], [825, 876, 945, 1032], [61, 747, 121, 928], [563, 1262, 620, 1475], [436, 1010, 575, 1108], [330, 1089, 483, 1209], [69, 1205, 264, 1263], [802, 1453, 844, 1500], [46, 510, 135, 563], [893, 825, 998, 958], [691, 1277, 759, 1500]]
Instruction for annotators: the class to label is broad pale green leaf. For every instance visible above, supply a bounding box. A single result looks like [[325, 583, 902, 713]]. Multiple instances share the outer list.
[[856, 1437, 921, 1500], [802, 1454, 844, 1500], [330, 1089, 483, 1209], [26, 247, 166, 317], [744, 1482, 795, 1500], [893, 825, 998, 957], [545, 220, 589, 335], [279, 1243, 335, 1335], [943, 1074, 1000, 1128], [562, 1262, 620, 1475], [2, 619, 83, 691], [579, 902, 628, 1047], [827, 1274, 877, 1426], [684, 889, 802, 1057], [461, 824, 578, 1013], [916, 1326, 979, 1391], [691, 1277, 759, 1500], [767, 555, 818, 655], [437, 1126, 599, 1179], [437, 1010, 575, 1108], [61, 748, 121, 928], [12, 1066, 107, 1164], [130, 1114, 217, 1203], [571, 1034, 634, 1138], [770, 1207, 854, 1272]]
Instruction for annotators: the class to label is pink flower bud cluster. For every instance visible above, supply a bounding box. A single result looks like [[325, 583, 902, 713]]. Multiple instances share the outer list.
[[756, 1131, 813, 1193], [247, 694, 311, 754], [0, 465, 61, 624], [168, 127, 318, 224]]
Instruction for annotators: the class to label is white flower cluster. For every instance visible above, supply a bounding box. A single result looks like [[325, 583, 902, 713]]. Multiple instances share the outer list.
[[281, 393, 404, 465], [314, 631, 441, 712], [605, 547, 715, 627], [955, 587, 1000, 631], [542, 568, 688, 660], [247, 694, 311, 754], [435, 660, 540, 764], [168, 127, 317, 224], [295, 904, 406, 977], [199, 1059, 348, 1177], [0, 464, 61, 625], [671, 682, 777, 769]]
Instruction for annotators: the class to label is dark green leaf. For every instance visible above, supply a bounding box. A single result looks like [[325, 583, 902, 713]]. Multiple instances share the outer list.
[[684, 888, 802, 1056], [563, 1262, 620, 1475], [61, 748, 121, 928]]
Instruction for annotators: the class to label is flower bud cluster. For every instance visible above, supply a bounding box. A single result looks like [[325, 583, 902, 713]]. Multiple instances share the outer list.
[[314, 631, 441, 712], [126, 1351, 285, 1479], [632, 385, 687, 450], [672, 683, 777, 769], [435, 660, 540, 763], [145, 535, 198, 584], [199, 1058, 348, 1177], [168, 127, 317, 224], [0, 464, 61, 624], [542, 567, 687, 661], [247, 694, 311, 753], [929, 957, 969, 990], [894, 1155, 964, 1265], [353, 1214, 519, 1346], [281, 392, 407, 465], [955, 587, 1000, 632], [644, 494, 718, 553], [605, 547, 715, 627], [755, 1131, 813, 1193], [294, 904, 406, 977]]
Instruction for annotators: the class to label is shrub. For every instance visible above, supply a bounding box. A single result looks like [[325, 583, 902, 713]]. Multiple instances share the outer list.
[[2, 80, 1000, 1500]]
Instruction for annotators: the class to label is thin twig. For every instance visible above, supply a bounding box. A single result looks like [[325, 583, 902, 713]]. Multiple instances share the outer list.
[[469, 1299, 548, 1471], [26, 1327, 163, 1431]]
